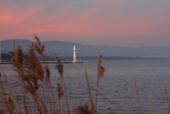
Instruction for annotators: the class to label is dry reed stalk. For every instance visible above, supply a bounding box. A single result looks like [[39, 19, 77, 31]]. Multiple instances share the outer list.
[[4, 74, 16, 114], [11, 41, 47, 114], [9, 37, 56, 114], [95, 77, 100, 109], [74, 105, 90, 114], [165, 86, 170, 114], [50, 95, 58, 114], [57, 83, 64, 100], [47, 83, 59, 114], [58, 97, 63, 114], [62, 77, 71, 114], [0, 74, 16, 114], [56, 59, 71, 114], [34, 37, 58, 114], [57, 83, 64, 114], [134, 81, 144, 114], [0, 75, 7, 114], [85, 69, 96, 114], [32, 95, 44, 114], [47, 86, 55, 114], [22, 90, 30, 114], [25, 47, 45, 82], [45, 82, 59, 114], [45, 65, 51, 86], [7, 96, 15, 114], [33, 37, 54, 114], [26, 48, 48, 114], [31, 94, 48, 114], [95, 55, 105, 113], [34, 36, 57, 114], [40, 98, 48, 114]]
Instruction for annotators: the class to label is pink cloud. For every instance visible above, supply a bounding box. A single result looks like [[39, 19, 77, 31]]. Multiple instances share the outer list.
[[0, 1, 169, 42]]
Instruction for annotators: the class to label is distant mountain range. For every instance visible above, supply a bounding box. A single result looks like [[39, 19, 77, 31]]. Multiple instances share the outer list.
[[1, 39, 170, 58]]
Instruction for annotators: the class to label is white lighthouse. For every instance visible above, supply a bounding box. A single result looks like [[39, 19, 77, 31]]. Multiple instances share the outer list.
[[73, 45, 77, 63]]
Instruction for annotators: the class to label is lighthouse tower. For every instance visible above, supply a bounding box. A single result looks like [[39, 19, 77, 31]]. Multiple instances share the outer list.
[[73, 45, 77, 63]]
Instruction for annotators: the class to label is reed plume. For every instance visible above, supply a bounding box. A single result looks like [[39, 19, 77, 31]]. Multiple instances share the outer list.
[[25, 47, 45, 82], [2, 36, 166, 114], [10, 38, 49, 114], [11, 46, 23, 72], [97, 55, 105, 79], [33, 37, 60, 114], [33, 35, 45, 55]]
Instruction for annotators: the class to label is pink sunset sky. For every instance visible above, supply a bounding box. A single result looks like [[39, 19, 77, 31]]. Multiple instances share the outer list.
[[0, 0, 170, 46]]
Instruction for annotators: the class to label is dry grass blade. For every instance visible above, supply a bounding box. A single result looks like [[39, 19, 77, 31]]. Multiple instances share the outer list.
[[57, 83, 64, 99], [134, 81, 144, 114], [33, 96, 44, 114], [40, 99, 48, 114], [165, 86, 170, 114], [4, 73, 17, 114], [85, 69, 96, 114], [0, 79, 7, 114], [45, 65, 51, 85], [74, 105, 90, 114], [7, 96, 15, 114], [23, 91, 29, 114], [23, 84, 38, 96]]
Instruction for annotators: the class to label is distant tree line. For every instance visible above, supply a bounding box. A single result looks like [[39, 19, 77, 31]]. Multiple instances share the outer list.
[[0, 52, 71, 61], [1, 52, 12, 61]]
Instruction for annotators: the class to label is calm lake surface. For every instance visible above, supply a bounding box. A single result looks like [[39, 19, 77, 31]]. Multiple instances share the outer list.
[[1, 58, 170, 114]]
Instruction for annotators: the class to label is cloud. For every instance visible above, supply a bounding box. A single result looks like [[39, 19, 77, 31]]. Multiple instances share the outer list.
[[0, 0, 169, 46]]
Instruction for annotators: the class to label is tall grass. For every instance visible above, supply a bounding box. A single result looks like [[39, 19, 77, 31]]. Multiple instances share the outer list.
[[0, 36, 170, 114]]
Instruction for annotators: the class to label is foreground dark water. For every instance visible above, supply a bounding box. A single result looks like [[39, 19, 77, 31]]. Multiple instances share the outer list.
[[1, 58, 170, 114]]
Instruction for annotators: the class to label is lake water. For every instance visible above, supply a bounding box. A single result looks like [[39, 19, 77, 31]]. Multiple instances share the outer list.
[[1, 58, 170, 114]]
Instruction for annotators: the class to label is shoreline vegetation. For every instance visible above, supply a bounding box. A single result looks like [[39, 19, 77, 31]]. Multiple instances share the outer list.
[[0, 36, 169, 114]]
